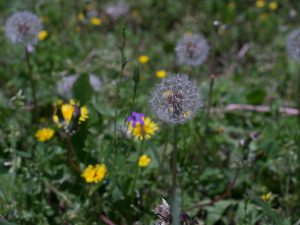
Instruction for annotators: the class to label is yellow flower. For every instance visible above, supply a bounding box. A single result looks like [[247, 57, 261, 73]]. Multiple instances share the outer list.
[[35, 128, 54, 142], [81, 164, 107, 183], [138, 55, 149, 64], [156, 70, 167, 79], [80, 106, 89, 123], [53, 99, 89, 132], [90, 17, 102, 26], [38, 30, 48, 41], [261, 192, 272, 202], [128, 117, 158, 141], [77, 13, 85, 21], [268, 2, 278, 10], [259, 13, 269, 21], [256, 0, 265, 8], [61, 104, 74, 123], [138, 154, 151, 167]]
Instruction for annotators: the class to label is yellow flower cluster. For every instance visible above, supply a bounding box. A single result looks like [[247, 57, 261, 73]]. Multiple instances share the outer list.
[[138, 154, 151, 167], [256, 0, 278, 10], [81, 164, 107, 183], [53, 99, 89, 125], [128, 117, 159, 141], [35, 128, 54, 142]]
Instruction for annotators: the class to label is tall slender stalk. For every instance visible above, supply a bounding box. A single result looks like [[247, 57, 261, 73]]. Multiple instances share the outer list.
[[66, 135, 80, 173], [114, 26, 127, 146], [25, 47, 37, 122], [204, 74, 215, 134], [172, 126, 178, 197]]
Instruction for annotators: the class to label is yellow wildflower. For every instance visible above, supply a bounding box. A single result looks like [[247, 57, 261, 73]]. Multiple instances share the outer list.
[[90, 17, 102, 26], [128, 117, 158, 141], [35, 128, 54, 142], [38, 30, 48, 41], [256, 0, 265, 8], [81, 164, 107, 183], [138, 154, 151, 167], [61, 104, 74, 123], [77, 13, 85, 21], [268, 2, 278, 10], [80, 106, 89, 123], [261, 192, 272, 202], [156, 70, 167, 79], [53, 99, 89, 133], [138, 55, 149, 64]]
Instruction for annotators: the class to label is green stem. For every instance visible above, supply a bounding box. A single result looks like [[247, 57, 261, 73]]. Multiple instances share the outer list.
[[204, 74, 215, 134], [114, 26, 127, 147], [66, 135, 80, 173], [172, 126, 178, 197], [25, 48, 37, 122]]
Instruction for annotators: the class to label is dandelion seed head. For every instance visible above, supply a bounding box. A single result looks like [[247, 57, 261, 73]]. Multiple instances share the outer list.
[[150, 74, 202, 125], [105, 1, 130, 20], [5, 11, 42, 46], [175, 33, 209, 66], [286, 29, 300, 61]]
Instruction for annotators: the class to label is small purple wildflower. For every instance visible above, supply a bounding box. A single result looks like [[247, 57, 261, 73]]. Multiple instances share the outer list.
[[128, 112, 144, 127]]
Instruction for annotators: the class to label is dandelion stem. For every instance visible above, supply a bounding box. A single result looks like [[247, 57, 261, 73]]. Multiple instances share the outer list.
[[114, 26, 127, 146], [66, 135, 81, 173], [25, 47, 37, 122], [204, 74, 215, 134], [172, 126, 178, 197]]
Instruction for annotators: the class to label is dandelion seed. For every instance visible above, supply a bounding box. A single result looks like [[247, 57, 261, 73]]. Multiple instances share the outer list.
[[128, 116, 158, 141], [138, 154, 151, 167], [138, 55, 149, 64], [35, 128, 54, 142], [150, 74, 202, 125], [5, 11, 42, 47], [156, 70, 167, 79], [286, 29, 300, 61], [105, 1, 130, 21], [175, 33, 209, 66], [81, 164, 107, 183], [38, 30, 48, 41]]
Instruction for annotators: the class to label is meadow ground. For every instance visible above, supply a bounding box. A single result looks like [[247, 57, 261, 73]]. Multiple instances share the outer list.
[[0, 0, 300, 224]]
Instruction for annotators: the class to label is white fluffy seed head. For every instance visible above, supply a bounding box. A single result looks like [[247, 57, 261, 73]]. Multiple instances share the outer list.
[[105, 1, 130, 20], [175, 33, 209, 66], [150, 74, 202, 125], [286, 29, 300, 61], [5, 11, 42, 46]]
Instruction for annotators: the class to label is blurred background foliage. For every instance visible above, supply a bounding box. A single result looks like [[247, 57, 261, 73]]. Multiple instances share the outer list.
[[0, 0, 300, 224]]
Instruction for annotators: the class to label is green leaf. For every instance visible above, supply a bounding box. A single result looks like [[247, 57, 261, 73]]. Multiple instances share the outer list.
[[73, 74, 93, 104]]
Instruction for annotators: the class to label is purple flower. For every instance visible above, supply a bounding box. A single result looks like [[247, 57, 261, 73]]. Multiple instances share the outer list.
[[128, 112, 144, 127]]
